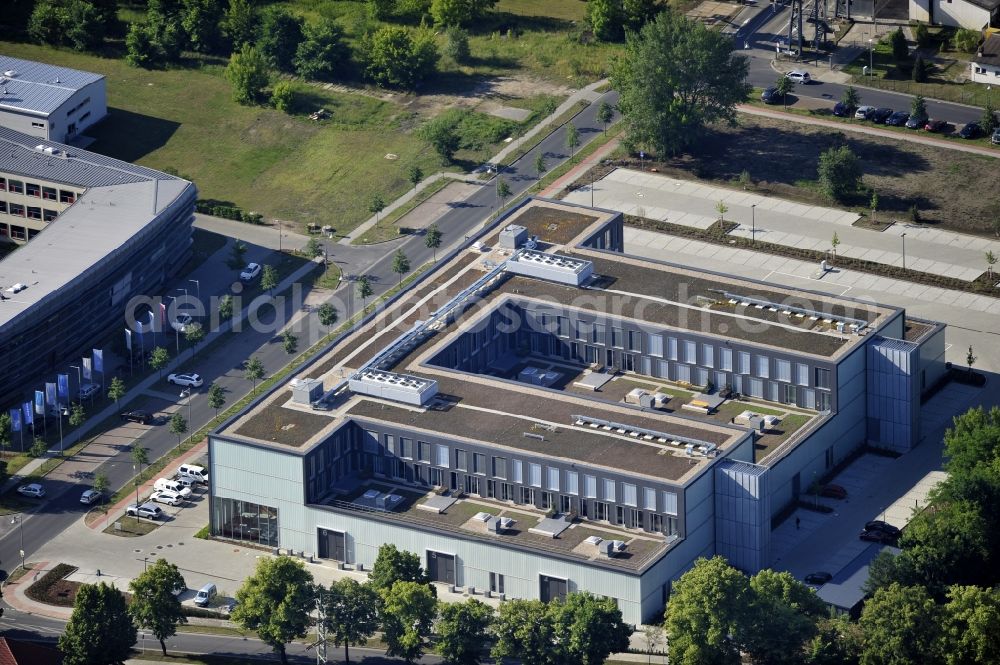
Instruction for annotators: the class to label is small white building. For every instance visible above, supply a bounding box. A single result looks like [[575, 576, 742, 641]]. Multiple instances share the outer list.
[[909, 0, 999, 29], [0, 55, 107, 143], [971, 33, 1000, 83]]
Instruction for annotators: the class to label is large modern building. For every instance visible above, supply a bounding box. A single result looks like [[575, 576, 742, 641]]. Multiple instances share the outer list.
[[0, 55, 107, 143], [209, 198, 945, 624], [0, 125, 195, 405]]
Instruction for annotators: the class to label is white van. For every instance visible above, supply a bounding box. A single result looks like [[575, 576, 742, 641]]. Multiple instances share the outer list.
[[174, 475, 197, 490], [194, 583, 217, 607], [177, 464, 208, 484], [154, 478, 192, 499]]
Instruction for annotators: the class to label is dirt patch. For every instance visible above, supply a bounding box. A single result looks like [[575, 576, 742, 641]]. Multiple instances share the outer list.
[[636, 114, 1000, 236], [26, 563, 79, 607]]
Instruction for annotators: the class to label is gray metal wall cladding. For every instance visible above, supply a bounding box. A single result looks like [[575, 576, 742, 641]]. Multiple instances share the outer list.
[[714, 460, 770, 573]]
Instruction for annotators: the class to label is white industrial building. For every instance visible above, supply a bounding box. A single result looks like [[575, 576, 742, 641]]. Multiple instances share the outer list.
[[909, 0, 1000, 29]]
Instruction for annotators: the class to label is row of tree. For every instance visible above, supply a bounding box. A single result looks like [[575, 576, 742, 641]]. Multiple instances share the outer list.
[[59, 543, 632, 665]]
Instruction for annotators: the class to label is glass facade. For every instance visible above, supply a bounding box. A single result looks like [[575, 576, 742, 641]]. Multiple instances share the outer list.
[[213, 497, 280, 547]]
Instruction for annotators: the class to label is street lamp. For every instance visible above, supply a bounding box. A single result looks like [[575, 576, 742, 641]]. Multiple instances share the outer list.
[[901, 232, 907, 271], [180, 389, 193, 445], [189, 279, 201, 303], [751, 204, 756, 245], [11, 515, 24, 570], [868, 39, 873, 80]]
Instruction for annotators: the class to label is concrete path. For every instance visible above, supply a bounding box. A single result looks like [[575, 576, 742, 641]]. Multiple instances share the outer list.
[[568, 168, 995, 282], [193, 213, 311, 253]]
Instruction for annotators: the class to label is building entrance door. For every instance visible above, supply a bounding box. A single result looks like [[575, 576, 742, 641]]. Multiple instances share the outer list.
[[427, 551, 456, 585], [317, 529, 346, 562]]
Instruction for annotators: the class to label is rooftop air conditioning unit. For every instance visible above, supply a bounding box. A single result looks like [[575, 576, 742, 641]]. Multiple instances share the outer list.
[[4, 70, 18, 78]]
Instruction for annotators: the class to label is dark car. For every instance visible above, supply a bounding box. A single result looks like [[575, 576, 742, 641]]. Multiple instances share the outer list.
[[860, 529, 897, 543], [904, 113, 928, 129], [819, 484, 848, 500], [871, 107, 893, 124], [120, 410, 153, 425], [924, 119, 949, 133], [865, 520, 901, 537], [886, 111, 910, 126], [761, 87, 781, 104], [804, 571, 833, 585], [832, 102, 854, 117], [959, 122, 983, 139]]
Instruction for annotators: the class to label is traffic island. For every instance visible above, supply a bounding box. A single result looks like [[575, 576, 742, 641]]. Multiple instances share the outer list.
[[103, 516, 161, 537]]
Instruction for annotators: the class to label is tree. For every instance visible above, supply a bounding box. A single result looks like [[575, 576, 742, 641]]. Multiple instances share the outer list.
[[953, 28, 981, 53], [68, 402, 86, 428], [131, 444, 149, 472], [271, 81, 295, 112], [381, 581, 437, 664], [28, 1, 65, 45], [986, 250, 998, 278], [30, 437, 47, 458], [981, 100, 998, 135], [914, 22, 930, 47], [0, 413, 10, 456], [281, 328, 298, 354], [225, 43, 270, 106], [534, 152, 547, 179], [60, 582, 136, 665], [107, 376, 126, 407], [565, 123, 581, 158], [443, 26, 471, 63], [125, 22, 159, 68], [231, 557, 314, 665], [147, 0, 186, 62], [870, 189, 880, 224], [261, 264, 279, 296], [92, 471, 109, 500], [368, 544, 430, 593], [407, 165, 424, 191], [715, 200, 728, 221], [421, 117, 461, 163], [322, 578, 381, 664], [550, 592, 633, 665], [743, 570, 825, 665], [65, 0, 108, 51], [218, 294, 235, 320], [890, 27, 908, 60], [185, 321, 206, 347], [859, 583, 942, 665], [431, 0, 497, 26], [294, 18, 350, 81], [612, 9, 750, 156], [817, 146, 862, 202], [208, 382, 226, 419], [128, 558, 187, 656], [967, 345, 977, 376], [665, 556, 750, 665], [941, 585, 1000, 665], [168, 412, 188, 446], [911, 94, 927, 119], [369, 194, 387, 226], [807, 615, 864, 665], [491, 599, 557, 665], [587, 0, 625, 42], [597, 101, 614, 133], [436, 597, 495, 665], [317, 302, 339, 330], [304, 237, 323, 259], [360, 25, 439, 89], [244, 356, 265, 393], [496, 178, 512, 209], [258, 8, 304, 72], [181, 0, 224, 53], [424, 224, 443, 261], [775, 73, 794, 108], [357, 274, 374, 312], [368, 0, 397, 20], [392, 249, 411, 287], [150, 346, 170, 378], [842, 86, 860, 112], [912, 55, 928, 83], [831, 232, 840, 258], [228, 239, 248, 269], [222, 0, 258, 50]]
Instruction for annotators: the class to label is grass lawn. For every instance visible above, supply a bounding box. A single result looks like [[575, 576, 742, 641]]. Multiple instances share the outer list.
[[103, 515, 161, 536]]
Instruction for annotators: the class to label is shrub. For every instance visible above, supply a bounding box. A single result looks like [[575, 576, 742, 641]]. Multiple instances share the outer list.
[[912, 55, 928, 83], [953, 28, 981, 52], [271, 81, 295, 113], [817, 145, 862, 202], [913, 23, 930, 48], [443, 26, 470, 63], [890, 28, 908, 60]]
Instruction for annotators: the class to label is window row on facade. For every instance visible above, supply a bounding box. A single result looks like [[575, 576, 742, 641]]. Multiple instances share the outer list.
[[0, 223, 41, 241], [0, 200, 59, 222], [0, 177, 78, 204]]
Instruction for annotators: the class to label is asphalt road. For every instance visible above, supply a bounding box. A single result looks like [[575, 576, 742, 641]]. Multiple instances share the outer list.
[[0, 89, 621, 630]]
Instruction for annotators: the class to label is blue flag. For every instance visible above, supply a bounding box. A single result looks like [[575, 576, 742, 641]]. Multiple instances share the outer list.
[[92, 349, 103, 374], [10, 409, 21, 433], [57, 373, 70, 403], [46, 382, 57, 408], [82, 357, 92, 381], [34, 390, 44, 415], [22, 402, 33, 426], [124, 328, 133, 351]]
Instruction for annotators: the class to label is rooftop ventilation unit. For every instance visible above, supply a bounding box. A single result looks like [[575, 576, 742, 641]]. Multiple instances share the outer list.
[[715, 289, 869, 334], [572, 414, 718, 456], [499, 224, 528, 249], [348, 370, 438, 406], [3, 70, 18, 78], [505, 250, 593, 286]]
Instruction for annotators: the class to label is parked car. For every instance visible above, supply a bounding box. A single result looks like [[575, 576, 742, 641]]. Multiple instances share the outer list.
[[78, 383, 99, 400], [886, 111, 910, 126], [761, 87, 781, 104], [154, 477, 193, 499], [860, 529, 897, 543], [167, 373, 203, 388], [959, 122, 984, 139], [125, 502, 163, 520], [804, 571, 833, 585], [871, 108, 894, 124], [785, 70, 811, 84], [864, 520, 901, 537], [120, 410, 153, 424], [904, 113, 928, 129], [17, 483, 45, 498], [854, 105, 876, 120], [150, 490, 183, 506], [240, 263, 261, 282], [171, 313, 194, 333], [819, 484, 848, 499], [194, 583, 218, 607], [832, 102, 854, 117], [178, 464, 209, 483], [80, 489, 102, 505], [992, 128, 1000, 145], [923, 119, 949, 133]]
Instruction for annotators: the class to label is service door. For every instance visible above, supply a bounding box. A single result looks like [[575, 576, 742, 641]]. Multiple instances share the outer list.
[[539, 575, 568, 603], [318, 529, 346, 562], [427, 551, 456, 585]]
